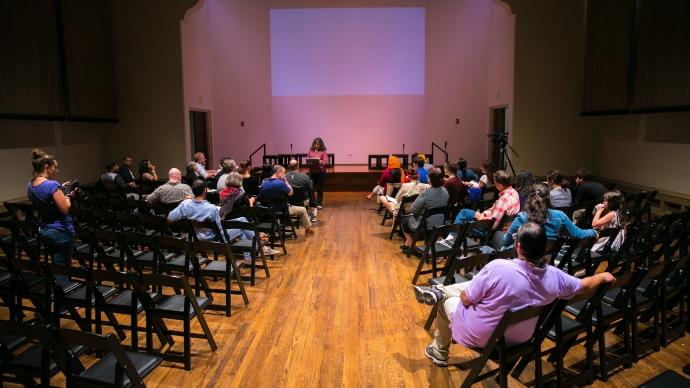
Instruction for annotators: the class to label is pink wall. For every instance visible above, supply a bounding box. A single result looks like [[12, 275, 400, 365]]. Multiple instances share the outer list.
[[181, 0, 514, 167], [181, 0, 214, 161]]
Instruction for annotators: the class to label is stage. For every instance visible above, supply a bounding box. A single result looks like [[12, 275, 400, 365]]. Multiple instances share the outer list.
[[300, 164, 379, 192]]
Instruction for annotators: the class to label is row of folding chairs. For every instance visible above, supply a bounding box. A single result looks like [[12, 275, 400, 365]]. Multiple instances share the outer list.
[[419, 212, 689, 387], [0, 320, 162, 387], [0, 253, 219, 372]]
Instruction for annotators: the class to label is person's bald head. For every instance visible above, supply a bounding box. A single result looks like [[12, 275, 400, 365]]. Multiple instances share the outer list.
[[288, 159, 299, 171], [168, 168, 182, 183]]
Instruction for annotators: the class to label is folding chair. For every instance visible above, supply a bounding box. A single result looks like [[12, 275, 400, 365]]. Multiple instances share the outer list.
[[129, 272, 217, 370], [222, 218, 270, 286], [565, 268, 646, 380], [191, 240, 249, 316], [406, 206, 448, 258], [456, 303, 555, 388], [254, 206, 288, 255], [388, 194, 418, 240], [411, 223, 467, 285], [423, 252, 492, 330], [58, 328, 163, 388]]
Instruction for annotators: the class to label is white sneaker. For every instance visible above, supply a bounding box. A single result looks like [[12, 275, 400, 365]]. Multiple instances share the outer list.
[[263, 246, 279, 256]]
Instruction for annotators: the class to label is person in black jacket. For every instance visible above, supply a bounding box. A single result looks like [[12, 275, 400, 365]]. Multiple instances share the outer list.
[[573, 169, 608, 204], [118, 155, 136, 183]]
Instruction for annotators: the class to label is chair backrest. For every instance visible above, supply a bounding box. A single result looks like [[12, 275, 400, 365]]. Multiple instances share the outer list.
[[58, 328, 157, 388], [398, 194, 419, 216], [287, 186, 311, 206], [418, 206, 448, 231], [189, 219, 224, 242], [190, 239, 235, 259]]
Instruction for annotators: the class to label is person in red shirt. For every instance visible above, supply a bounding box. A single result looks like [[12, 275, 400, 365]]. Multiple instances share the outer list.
[[307, 137, 329, 208]]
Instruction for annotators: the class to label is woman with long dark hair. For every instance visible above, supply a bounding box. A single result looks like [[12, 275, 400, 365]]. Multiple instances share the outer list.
[[138, 159, 158, 182], [307, 137, 328, 207], [26, 149, 74, 285], [501, 183, 597, 249]]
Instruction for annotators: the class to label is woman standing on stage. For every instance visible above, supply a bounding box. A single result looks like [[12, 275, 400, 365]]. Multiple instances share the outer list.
[[307, 137, 328, 208]]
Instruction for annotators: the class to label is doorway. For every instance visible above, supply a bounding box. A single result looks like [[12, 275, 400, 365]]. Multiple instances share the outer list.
[[189, 110, 211, 162], [488, 106, 509, 172]]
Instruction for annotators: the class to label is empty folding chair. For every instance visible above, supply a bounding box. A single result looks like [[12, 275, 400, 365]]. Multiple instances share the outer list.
[[129, 272, 217, 370], [411, 223, 467, 285]]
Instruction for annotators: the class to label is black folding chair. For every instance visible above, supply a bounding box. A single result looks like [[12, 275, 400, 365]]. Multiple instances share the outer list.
[[411, 223, 467, 285], [456, 303, 555, 388], [423, 252, 492, 330], [58, 328, 163, 388], [129, 272, 217, 370], [406, 206, 448, 258], [222, 218, 270, 286], [388, 194, 418, 240], [191, 240, 249, 316]]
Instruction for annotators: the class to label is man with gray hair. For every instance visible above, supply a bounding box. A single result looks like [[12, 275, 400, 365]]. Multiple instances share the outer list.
[[193, 152, 216, 179], [146, 168, 194, 205]]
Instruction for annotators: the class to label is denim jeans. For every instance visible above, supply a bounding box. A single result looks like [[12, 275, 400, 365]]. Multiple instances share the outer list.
[[447, 209, 478, 240], [41, 227, 74, 286]]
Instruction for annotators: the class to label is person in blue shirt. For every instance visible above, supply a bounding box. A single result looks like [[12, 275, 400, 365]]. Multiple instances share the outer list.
[[413, 154, 429, 184], [457, 158, 478, 182], [168, 180, 254, 244], [501, 183, 598, 249]]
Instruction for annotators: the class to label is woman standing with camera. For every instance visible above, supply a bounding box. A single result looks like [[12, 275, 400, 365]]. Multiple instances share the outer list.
[[26, 149, 74, 282]]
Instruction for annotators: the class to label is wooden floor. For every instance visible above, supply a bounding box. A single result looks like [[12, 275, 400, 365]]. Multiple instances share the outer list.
[[9, 192, 690, 387]]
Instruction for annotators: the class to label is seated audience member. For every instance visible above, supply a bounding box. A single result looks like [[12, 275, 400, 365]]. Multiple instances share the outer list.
[[443, 161, 464, 206], [547, 169, 572, 208], [193, 152, 216, 179], [146, 168, 193, 205], [379, 167, 430, 217], [414, 222, 615, 366], [464, 160, 495, 201], [457, 158, 478, 182], [501, 183, 598, 249], [239, 160, 260, 196], [101, 161, 135, 193], [259, 165, 315, 236], [285, 159, 317, 221], [365, 155, 404, 200], [412, 153, 429, 184], [184, 162, 198, 185], [138, 159, 158, 182], [400, 168, 449, 253], [450, 170, 520, 236], [515, 170, 535, 210], [168, 180, 257, 260], [216, 158, 237, 190], [591, 190, 626, 252], [219, 171, 255, 219], [573, 169, 607, 204], [119, 155, 136, 184]]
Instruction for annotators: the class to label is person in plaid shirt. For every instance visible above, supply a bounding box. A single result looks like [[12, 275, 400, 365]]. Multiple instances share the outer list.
[[453, 170, 520, 230]]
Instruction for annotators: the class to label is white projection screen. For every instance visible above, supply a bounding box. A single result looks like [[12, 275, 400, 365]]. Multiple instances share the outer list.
[[270, 7, 426, 163], [270, 8, 425, 96]]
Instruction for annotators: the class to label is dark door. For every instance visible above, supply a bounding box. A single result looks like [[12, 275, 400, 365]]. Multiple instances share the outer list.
[[488, 107, 507, 171], [190, 110, 210, 161]]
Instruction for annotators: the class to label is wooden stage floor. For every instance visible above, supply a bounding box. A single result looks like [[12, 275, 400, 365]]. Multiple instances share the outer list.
[[7, 193, 690, 387]]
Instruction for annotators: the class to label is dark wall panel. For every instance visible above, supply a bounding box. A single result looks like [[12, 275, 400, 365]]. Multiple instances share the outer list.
[[0, 1, 64, 115], [633, 0, 690, 110], [61, 0, 116, 118], [582, 0, 634, 113]]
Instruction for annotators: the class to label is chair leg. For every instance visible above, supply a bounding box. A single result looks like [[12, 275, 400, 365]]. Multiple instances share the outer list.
[[225, 272, 231, 317], [184, 317, 191, 370], [424, 304, 438, 331]]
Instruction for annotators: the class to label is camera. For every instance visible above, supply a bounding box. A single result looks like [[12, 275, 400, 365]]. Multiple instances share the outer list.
[[61, 179, 80, 196]]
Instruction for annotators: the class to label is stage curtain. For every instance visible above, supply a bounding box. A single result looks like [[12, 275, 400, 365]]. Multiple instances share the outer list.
[[0, 1, 64, 116], [61, 0, 116, 119], [581, 0, 634, 113], [632, 0, 690, 110]]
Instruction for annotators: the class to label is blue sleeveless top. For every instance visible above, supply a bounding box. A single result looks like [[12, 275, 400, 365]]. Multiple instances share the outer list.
[[26, 180, 74, 233]]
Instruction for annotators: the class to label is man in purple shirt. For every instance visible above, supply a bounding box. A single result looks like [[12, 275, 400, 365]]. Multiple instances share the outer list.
[[413, 222, 615, 366]]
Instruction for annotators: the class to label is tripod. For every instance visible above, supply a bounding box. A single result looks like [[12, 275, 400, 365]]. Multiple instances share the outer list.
[[488, 131, 519, 177]]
